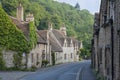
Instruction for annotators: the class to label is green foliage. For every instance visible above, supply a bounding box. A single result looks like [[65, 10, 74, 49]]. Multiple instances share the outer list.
[[13, 53, 22, 68], [0, 6, 29, 53], [0, 48, 5, 70], [42, 60, 49, 67], [94, 70, 105, 80], [1, 0, 94, 57], [0, 7, 28, 53], [29, 22, 37, 49], [80, 48, 91, 59], [51, 52, 55, 65]]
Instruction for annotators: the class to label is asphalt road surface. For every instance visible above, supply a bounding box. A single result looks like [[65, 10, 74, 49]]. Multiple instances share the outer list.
[[20, 60, 96, 80]]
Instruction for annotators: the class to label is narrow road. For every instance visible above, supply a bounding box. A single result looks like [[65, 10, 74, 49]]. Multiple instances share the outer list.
[[20, 60, 96, 80]]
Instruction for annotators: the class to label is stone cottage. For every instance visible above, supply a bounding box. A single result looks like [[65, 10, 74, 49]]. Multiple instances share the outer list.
[[92, 0, 120, 80], [2, 3, 51, 69]]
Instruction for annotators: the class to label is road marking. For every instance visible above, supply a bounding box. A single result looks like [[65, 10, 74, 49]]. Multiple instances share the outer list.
[[76, 68, 81, 80], [19, 79, 26, 80], [82, 68, 84, 80]]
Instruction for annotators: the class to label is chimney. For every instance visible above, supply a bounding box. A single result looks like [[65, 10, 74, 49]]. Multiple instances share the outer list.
[[17, 3, 24, 21], [60, 23, 67, 36], [48, 22, 53, 30], [26, 13, 34, 22]]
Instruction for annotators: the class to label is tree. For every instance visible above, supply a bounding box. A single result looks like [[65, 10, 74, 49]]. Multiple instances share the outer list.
[[75, 2, 80, 10]]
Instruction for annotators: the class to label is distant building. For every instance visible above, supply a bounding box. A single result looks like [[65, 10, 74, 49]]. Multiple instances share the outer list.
[[38, 23, 82, 63]]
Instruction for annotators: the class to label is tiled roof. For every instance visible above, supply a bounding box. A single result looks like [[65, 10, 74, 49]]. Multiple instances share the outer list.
[[52, 29, 79, 47], [10, 16, 29, 39], [50, 35, 63, 52], [37, 33, 47, 44], [71, 37, 79, 47], [37, 30, 47, 43], [52, 29, 66, 46], [37, 30, 62, 52]]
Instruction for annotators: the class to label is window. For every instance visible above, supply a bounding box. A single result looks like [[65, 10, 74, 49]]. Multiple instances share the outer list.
[[105, 49, 107, 69], [99, 48, 102, 64], [64, 54, 67, 60], [42, 50, 45, 60], [71, 53, 73, 58], [31, 54, 34, 63], [36, 54, 39, 65], [37, 54, 39, 62]]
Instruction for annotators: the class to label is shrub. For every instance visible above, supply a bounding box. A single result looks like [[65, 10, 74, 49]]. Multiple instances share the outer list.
[[42, 60, 49, 67], [0, 49, 5, 70]]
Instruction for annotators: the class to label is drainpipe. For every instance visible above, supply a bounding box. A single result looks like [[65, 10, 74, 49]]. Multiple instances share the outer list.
[[110, 18, 114, 80]]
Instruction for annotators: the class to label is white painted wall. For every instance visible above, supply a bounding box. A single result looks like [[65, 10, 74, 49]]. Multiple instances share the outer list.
[[55, 52, 62, 64], [62, 46, 74, 63]]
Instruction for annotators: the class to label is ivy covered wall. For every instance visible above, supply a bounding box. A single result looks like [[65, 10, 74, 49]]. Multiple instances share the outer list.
[[29, 21, 37, 50], [0, 6, 37, 69], [0, 6, 29, 53]]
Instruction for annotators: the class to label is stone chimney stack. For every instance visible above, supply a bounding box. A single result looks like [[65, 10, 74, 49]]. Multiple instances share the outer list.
[[60, 24, 67, 36], [48, 22, 53, 30], [17, 3, 24, 21], [26, 13, 34, 22]]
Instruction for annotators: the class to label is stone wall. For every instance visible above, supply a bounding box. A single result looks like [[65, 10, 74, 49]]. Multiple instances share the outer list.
[[92, 0, 120, 80], [2, 50, 17, 68], [113, 0, 120, 80], [27, 44, 46, 68], [55, 52, 62, 64]]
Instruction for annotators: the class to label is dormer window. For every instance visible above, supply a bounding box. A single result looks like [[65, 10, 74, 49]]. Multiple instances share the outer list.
[[42, 50, 45, 60]]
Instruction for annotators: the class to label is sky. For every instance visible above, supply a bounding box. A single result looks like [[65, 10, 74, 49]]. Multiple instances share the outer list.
[[54, 0, 101, 14]]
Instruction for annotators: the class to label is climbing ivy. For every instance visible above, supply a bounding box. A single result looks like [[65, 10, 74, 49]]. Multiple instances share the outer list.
[[13, 53, 22, 68], [0, 48, 5, 70], [0, 6, 29, 53], [29, 21, 37, 49], [0, 5, 38, 69]]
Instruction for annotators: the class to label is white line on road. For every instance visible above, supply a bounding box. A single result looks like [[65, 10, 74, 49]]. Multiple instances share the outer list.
[[76, 68, 81, 80]]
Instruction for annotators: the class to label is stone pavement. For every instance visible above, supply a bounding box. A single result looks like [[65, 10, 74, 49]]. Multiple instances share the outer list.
[[79, 61, 96, 80], [0, 72, 34, 80], [0, 63, 69, 80]]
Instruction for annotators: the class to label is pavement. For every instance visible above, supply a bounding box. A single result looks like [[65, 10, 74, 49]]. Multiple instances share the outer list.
[[0, 72, 33, 80], [0, 60, 96, 80]]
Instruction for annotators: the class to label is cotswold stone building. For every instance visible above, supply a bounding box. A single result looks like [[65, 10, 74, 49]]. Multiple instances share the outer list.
[[92, 0, 120, 80], [2, 3, 82, 69]]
